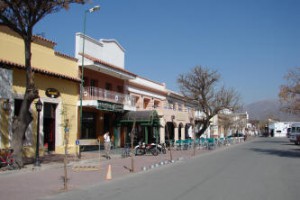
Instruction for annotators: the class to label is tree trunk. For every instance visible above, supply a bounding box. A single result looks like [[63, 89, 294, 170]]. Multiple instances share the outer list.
[[12, 35, 39, 167], [197, 121, 210, 138]]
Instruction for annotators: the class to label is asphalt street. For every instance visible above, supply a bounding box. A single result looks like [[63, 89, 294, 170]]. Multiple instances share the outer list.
[[41, 137, 300, 200]]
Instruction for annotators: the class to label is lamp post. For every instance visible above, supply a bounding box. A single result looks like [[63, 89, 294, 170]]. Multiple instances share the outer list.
[[80, 5, 100, 139], [35, 98, 43, 167], [2, 99, 11, 112], [169, 115, 175, 161]]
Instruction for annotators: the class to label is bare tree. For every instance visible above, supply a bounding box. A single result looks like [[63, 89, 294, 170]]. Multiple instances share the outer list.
[[0, 0, 85, 166], [279, 67, 300, 115], [177, 66, 241, 137]]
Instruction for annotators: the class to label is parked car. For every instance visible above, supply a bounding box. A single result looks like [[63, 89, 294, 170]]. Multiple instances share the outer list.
[[296, 135, 300, 145], [289, 122, 300, 145], [228, 133, 245, 139]]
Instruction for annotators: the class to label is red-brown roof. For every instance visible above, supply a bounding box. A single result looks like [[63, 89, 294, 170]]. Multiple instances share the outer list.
[[55, 52, 78, 61], [0, 59, 81, 83], [79, 53, 137, 78]]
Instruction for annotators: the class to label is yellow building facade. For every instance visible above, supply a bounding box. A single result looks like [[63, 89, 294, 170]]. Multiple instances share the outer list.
[[0, 26, 80, 156]]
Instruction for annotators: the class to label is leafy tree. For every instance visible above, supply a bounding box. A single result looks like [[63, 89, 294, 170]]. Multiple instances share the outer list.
[[279, 67, 300, 115], [0, 0, 85, 166], [177, 66, 241, 137]]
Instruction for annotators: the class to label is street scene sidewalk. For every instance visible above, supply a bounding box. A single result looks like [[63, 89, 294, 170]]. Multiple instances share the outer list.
[[0, 139, 248, 200]]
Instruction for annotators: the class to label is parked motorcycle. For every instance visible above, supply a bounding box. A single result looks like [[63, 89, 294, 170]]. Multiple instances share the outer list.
[[135, 143, 159, 156], [156, 143, 167, 154]]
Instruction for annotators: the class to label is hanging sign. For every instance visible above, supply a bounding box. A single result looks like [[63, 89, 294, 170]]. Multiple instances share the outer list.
[[97, 100, 123, 112], [45, 88, 60, 98]]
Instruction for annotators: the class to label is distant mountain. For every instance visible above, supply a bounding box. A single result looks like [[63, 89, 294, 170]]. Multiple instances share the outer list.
[[245, 99, 299, 121]]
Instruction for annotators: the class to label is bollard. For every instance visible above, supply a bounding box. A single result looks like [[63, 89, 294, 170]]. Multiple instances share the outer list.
[[141, 166, 147, 171]]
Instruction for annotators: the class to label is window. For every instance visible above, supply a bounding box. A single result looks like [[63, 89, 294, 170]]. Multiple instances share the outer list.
[[117, 85, 123, 93], [154, 100, 160, 108], [90, 79, 98, 96], [90, 79, 98, 87], [105, 83, 112, 90], [143, 98, 150, 109], [178, 103, 182, 111]]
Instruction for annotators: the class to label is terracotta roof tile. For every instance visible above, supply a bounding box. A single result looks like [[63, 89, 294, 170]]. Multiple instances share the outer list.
[[55, 52, 78, 61], [79, 53, 137, 78], [0, 59, 81, 83]]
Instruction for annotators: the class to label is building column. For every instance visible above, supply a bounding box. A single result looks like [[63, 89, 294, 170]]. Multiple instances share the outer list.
[[113, 126, 120, 148], [181, 127, 185, 140], [174, 127, 179, 142], [145, 126, 148, 144], [160, 126, 165, 143]]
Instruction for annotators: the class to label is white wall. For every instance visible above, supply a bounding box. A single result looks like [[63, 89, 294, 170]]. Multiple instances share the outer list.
[[75, 33, 125, 69], [128, 76, 167, 100], [269, 122, 292, 137]]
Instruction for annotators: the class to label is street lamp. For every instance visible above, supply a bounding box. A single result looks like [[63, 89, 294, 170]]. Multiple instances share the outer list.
[[169, 115, 175, 161], [2, 99, 11, 112], [35, 98, 43, 166], [80, 5, 100, 139]]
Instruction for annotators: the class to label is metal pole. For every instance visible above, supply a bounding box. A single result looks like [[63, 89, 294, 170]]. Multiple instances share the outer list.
[[80, 11, 87, 139], [80, 5, 100, 139], [34, 110, 40, 166]]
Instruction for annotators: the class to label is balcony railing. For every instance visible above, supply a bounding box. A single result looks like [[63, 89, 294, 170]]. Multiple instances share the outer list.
[[82, 86, 136, 108], [137, 103, 196, 112]]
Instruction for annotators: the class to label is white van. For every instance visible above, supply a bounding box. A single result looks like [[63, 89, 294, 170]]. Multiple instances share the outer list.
[[289, 122, 300, 145]]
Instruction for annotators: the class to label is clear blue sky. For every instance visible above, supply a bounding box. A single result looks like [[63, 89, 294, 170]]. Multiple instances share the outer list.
[[34, 0, 300, 105]]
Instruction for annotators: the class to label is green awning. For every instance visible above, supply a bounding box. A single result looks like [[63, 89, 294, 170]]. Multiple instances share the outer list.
[[120, 110, 160, 126]]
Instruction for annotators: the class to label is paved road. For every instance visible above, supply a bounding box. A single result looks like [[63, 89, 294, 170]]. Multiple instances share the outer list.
[[0, 142, 207, 200], [41, 137, 300, 200]]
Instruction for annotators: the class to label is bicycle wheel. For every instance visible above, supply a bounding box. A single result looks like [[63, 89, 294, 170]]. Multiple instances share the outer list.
[[135, 148, 145, 156], [161, 147, 166, 154], [6, 157, 17, 170], [151, 148, 159, 156]]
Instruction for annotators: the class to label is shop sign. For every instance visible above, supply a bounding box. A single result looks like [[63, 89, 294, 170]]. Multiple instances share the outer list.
[[45, 88, 60, 98], [97, 100, 123, 112]]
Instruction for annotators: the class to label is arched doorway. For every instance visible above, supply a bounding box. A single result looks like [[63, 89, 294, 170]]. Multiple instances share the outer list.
[[165, 122, 174, 146], [178, 123, 184, 140]]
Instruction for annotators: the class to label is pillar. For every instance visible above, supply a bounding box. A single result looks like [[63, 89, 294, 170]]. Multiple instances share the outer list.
[[174, 127, 179, 142], [145, 126, 148, 144], [160, 126, 165, 143], [181, 127, 185, 140]]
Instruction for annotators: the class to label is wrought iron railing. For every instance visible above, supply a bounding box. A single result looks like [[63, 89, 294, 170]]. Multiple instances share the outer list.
[[82, 86, 136, 107]]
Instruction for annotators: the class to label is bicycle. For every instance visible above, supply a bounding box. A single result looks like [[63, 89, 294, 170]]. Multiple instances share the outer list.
[[121, 143, 131, 158], [0, 148, 20, 170]]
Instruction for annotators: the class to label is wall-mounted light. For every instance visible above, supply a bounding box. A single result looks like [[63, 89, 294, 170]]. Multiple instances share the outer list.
[[171, 115, 175, 121], [2, 99, 11, 112], [35, 98, 43, 112]]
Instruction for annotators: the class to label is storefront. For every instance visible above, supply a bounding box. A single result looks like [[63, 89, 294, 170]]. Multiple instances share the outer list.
[[0, 26, 80, 156], [118, 110, 161, 147], [80, 100, 125, 147]]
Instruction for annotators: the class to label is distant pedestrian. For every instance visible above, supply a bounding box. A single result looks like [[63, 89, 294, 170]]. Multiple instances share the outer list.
[[104, 132, 111, 159]]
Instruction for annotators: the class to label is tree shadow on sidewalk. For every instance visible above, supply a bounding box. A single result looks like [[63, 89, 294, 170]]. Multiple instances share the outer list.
[[250, 147, 300, 158]]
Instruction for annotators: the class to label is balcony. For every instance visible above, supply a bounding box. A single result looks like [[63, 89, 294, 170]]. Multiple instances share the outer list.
[[137, 102, 195, 122], [82, 86, 136, 111]]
